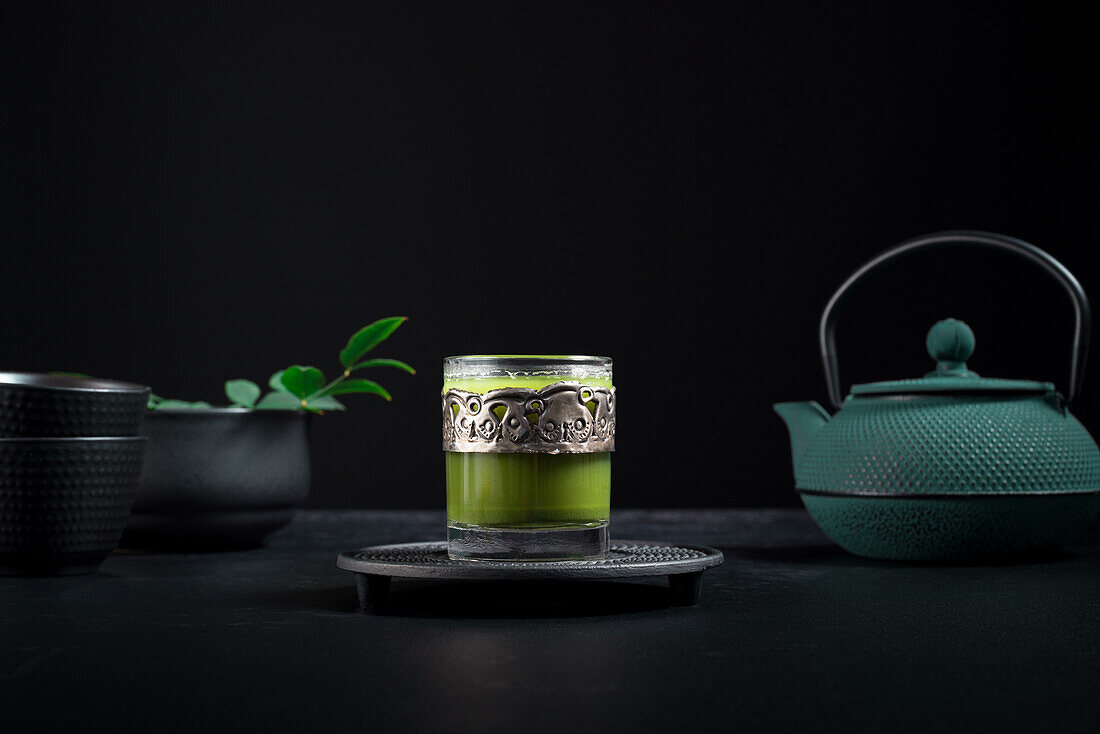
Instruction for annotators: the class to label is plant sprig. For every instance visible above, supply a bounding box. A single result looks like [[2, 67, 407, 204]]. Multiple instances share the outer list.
[[147, 317, 414, 413]]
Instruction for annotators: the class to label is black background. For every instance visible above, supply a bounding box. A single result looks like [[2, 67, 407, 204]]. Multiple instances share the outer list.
[[3, 2, 1097, 508]]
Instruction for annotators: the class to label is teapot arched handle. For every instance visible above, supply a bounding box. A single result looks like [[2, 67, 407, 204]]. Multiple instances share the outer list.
[[819, 230, 1091, 410]]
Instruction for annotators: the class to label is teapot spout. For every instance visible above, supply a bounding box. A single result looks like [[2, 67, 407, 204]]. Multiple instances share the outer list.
[[773, 401, 831, 479]]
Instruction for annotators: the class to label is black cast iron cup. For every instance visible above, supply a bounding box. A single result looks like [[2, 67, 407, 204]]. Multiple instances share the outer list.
[[0, 436, 148, 576], [0, 372, 150, 437]]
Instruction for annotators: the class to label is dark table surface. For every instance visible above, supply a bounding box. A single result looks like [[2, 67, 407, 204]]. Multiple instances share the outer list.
[[3, 509, 1099, 733]]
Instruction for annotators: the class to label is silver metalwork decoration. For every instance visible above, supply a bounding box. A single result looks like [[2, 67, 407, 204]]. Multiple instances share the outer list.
[[442, 381, 615, 453]]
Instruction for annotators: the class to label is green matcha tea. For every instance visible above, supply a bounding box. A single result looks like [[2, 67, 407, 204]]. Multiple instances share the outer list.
[[445, 452, 610, 526]]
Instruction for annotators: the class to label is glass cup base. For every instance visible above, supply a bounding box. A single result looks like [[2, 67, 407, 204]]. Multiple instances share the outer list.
[[447, 521, 609, 561]]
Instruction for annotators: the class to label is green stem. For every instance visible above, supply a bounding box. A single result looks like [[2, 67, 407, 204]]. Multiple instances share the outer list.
[[305, 373, 348, 403]]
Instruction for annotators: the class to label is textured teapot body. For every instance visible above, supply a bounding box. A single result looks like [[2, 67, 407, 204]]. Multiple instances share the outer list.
[[790, 393, 1100, 497]]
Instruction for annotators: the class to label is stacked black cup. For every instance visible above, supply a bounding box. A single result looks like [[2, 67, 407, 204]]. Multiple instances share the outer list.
[[0, 372, 150, 576]]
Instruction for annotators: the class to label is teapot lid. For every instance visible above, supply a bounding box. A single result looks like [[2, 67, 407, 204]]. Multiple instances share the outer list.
[[849, 318, 1055, 397]]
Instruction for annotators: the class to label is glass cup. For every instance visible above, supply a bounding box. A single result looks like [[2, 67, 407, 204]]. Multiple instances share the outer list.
[[442, 355, 614, 560]]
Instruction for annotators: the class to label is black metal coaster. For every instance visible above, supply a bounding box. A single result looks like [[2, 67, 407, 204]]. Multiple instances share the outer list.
[[337, 540, 724, 612]]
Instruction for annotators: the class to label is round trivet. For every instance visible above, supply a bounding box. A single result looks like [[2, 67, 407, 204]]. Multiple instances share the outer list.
[[337, 540, 724, 612]]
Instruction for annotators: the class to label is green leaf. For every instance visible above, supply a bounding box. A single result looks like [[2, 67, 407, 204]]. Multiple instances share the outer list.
[[225, 379, 261, 408], [304, 395, 346, 412], [155, 400, 213, 409], [339, 317, 407, 368], [155, 400, 190, 409], [324, 378, 391, 401], [147, 393, 164, 409], [347, 358, 416, 375], [279, 365, 325, 399], [269, 370, 289, 393], [255, 392, 303, 410]]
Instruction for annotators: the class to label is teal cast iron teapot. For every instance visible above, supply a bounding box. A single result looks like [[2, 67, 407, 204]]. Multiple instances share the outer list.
[[776, 231, 1100, 561]]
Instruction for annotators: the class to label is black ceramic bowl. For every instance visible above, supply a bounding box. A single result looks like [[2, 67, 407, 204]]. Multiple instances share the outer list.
[[0, 372, 151, 437], [122, 409, 310, 551], [0, 436, 148, 576]]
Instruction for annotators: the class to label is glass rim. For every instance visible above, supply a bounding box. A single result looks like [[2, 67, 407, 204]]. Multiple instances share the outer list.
[[443, 355, 612, 381]]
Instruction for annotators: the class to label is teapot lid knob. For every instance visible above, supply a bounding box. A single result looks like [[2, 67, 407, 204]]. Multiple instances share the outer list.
[[926, 318, 977, 377]]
